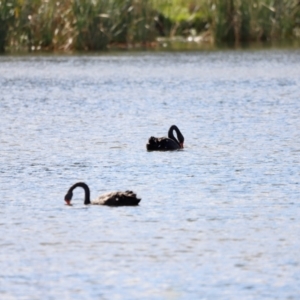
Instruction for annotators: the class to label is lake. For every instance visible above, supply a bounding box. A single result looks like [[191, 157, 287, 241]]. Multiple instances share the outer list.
[[0, 50, 300, 299]]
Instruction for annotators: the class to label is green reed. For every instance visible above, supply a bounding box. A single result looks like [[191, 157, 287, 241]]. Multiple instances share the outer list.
[[0, 0, 299, 52], [0, 0, 16, 52], [213, 0, 300, 45]]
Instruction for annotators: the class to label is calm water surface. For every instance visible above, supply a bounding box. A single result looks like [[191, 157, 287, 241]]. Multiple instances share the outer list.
[[0, 50, 300, 299]]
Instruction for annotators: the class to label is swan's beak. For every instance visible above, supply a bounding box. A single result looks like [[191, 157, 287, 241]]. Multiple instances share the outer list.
[[65, 199, 72, 206], [180, 143, 184, 148]]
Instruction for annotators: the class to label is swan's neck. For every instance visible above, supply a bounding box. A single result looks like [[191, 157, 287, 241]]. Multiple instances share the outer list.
[[168, 125, 183, 147], [70, 182, 91, 205]]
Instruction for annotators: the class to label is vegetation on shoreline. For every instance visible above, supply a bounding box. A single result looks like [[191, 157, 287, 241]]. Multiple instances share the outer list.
[[1, 0, 300, 53]]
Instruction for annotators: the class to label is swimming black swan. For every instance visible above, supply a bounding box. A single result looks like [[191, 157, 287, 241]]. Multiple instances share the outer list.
[[146, 125, 184, 151], [64, 182, 141, 206]]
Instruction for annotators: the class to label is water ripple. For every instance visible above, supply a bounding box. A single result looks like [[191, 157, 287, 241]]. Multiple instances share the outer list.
[[0, 50, 300, 299]]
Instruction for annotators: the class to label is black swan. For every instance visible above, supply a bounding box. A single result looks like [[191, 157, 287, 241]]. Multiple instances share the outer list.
[[146, 125, 184, 151], [64, 182, 141, 206]]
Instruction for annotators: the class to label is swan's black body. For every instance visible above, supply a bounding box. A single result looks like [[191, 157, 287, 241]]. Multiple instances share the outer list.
[[64, 182, 141, 206], [146, 125, 184, 151]]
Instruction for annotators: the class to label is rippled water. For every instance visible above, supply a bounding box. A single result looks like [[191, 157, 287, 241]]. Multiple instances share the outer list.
[[1, 50, 300, 299]]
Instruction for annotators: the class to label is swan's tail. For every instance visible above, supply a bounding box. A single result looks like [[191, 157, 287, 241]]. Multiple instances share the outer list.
[[121, 191, 141, 205]]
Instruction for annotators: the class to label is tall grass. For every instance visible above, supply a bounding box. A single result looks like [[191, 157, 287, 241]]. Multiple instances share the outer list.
[[213, 0, 300, 45], [0, 0, 299, 52], [0, 0, 16, 52]]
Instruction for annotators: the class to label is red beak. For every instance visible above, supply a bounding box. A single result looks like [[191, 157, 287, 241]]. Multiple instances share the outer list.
[[65, 199, 71, 206], [180, 143, 184, 148]]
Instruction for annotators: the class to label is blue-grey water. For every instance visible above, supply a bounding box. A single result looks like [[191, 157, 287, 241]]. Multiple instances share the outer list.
[[0, 50, 300, 299]]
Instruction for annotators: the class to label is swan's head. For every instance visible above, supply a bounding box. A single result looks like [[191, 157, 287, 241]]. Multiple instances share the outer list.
[[64, 192, 73, 206], [178, 133, 184, 148]]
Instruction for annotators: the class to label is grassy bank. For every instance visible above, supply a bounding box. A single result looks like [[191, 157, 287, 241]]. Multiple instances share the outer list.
[[1, 0, 300, 52]]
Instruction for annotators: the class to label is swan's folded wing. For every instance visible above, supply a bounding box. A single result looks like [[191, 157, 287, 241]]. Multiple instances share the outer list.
[[92, 191, 141, 206]]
